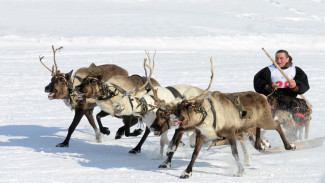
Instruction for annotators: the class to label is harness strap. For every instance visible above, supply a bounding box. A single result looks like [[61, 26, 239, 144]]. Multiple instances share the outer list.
[[196, 107, 207, 127], [74, 75, 83, 82], [195, 99, 216, 128], [135, 97, 149, 116], [209, 99, 217, 129], [226, 94, 253, 119], [129, 96, 134, 111], [166, 86, 182, 99], [111, 83, 127, 94]]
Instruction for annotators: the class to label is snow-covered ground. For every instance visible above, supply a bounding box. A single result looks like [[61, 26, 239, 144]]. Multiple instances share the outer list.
[[0, 0, 324, 182]]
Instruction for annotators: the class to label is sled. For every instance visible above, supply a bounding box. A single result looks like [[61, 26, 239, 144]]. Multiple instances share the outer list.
[[263, 136, 325, 153]]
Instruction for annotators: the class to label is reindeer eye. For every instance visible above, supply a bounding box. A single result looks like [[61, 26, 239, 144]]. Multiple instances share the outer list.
[[160, 111, 166, 118], [90, 79, 97, 85], [58, 77, 65, 83]]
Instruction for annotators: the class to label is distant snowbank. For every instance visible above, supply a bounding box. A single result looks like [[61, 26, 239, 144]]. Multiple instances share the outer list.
[[1, 35, 324, 51]]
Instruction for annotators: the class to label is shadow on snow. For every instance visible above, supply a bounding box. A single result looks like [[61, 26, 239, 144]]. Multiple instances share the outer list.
[[0, 124, 213, 171]]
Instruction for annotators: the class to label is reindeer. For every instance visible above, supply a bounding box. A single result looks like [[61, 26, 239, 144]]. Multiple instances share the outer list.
[[267, 95, 312, 141], [112, 52, 200, 156], [150, 58, 296, 179], [41, 45, 128, 147], [74, 51, 160, 140]]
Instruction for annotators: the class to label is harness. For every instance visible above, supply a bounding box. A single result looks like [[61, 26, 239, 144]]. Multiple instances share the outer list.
[[194, 99, 216, 129], [209, 99, 217, 129], [55, 74, 75, 106], [97, 82, 123, 101], [155, 87, 182, 130], [226, 94, 252, 119], [166, 86, 182, 98], [133, 95, 159, 116], [122, 76, 155, 114]]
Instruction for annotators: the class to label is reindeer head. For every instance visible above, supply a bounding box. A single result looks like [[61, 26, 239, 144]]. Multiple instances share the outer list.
[[74, 63, 109, 100], [113, 51, 156, 117], [150, 103, 179, 136], [41, 46, 74, 100], [45, 70, 73, 100], [151, 57, 214, 135]]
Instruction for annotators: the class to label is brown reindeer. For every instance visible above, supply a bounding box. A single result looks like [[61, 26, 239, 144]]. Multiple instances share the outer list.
[[74, 51, 160, 140], [41, 45, 128, 147], [151, 58, 295, 178]]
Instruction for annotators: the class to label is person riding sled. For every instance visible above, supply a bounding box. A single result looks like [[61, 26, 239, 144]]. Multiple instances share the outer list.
[[254, 49, 310, 141]]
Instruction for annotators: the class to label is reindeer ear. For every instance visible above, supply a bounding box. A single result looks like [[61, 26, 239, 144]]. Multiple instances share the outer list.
[[65, 70, 73, 80], [89, 63, 102, 75], [89, 63, 97, 68], [89, 63, 96, 73]]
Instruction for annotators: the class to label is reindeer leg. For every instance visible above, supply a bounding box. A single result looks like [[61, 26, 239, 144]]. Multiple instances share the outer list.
[[274, 120, 296, 150], [238, 134, 250, 166], [56, 108, 84, 147], [128, 127, 151, 154], [157, 131, 169, 159], [124, 115, 142, 137], [115, 126, 125, 139], [180, 130, 205, 179], [254, 127, 264, 151], [228, 134, 245, 177], [96, 110, 110, 135], [159, 129, 184, 168], [189, 131, 196, 148], [84, 109, 102, 143], [115, 115, 133, 139]]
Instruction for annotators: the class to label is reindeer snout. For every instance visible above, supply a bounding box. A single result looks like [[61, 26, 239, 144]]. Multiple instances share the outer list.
[[113, 103, 121, 110], [74, 86, 81, 93], [113, 102, 124, 116], [45, 85, 52, 93]]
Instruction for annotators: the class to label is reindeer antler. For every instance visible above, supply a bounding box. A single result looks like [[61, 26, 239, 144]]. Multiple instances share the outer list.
[[188, 57, 214, 102], [136, 50, 156, 92], [52, 45, 63, 73], [39, 55, 52, 72]]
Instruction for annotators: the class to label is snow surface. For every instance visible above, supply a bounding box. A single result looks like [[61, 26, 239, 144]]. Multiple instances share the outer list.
[[0, 0, 325, 182]]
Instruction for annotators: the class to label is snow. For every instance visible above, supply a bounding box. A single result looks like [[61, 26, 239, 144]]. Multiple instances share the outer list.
[[0, 0, 325, 182]]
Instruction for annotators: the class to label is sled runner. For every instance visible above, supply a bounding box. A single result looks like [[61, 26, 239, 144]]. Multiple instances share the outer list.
[[263, 136, 325, 153]]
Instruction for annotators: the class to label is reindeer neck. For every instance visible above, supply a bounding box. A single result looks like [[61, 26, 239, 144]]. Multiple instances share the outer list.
[[193, 99, 216, 129]]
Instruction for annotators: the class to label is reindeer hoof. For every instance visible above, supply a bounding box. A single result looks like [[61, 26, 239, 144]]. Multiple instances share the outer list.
[[95, 131, 103, 143], [285, 143, 296, 150], [133, 129, 143, 136], [244, 156, 251, 166], [129, 148, 141, 154], [100, 127, 110, 135], [56, 142, 69, 147], [233, 170, 245, 177], [262, 139, 271, 148], [180, 171, 192, 179], [158, 163, 171, 168]]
